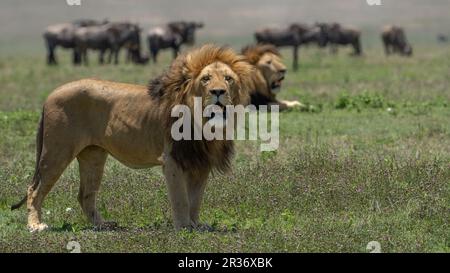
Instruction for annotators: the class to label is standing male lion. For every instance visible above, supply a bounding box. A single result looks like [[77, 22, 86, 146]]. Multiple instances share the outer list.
[[11, 45, 253, 232]]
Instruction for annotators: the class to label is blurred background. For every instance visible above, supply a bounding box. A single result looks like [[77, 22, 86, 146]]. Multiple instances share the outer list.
[[1, 0, 450, 54]]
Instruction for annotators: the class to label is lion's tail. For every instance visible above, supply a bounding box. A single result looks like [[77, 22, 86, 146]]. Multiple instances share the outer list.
[[11, 108, 45, 211]]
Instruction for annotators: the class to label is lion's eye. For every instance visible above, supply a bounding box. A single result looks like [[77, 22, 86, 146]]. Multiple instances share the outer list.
[[225, 75, 234, 83], [201, 75, 210, 83], [266, 60, 272, 65]]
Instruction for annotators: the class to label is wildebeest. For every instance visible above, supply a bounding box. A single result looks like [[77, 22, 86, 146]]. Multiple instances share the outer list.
[[316, 23, 362, 55], [43, 19, 108, 65], [74, 22, 145, 65], [381, 25, 412, 56], [298, 25, 326, 46], [437, 34, 448, 43], [125, 45, 149, 65], [147, 21, 204, 63], [254, 23, 325, 71]]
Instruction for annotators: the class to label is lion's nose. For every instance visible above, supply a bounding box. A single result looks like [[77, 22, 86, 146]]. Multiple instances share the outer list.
[[210, 89, 226, 96], [279, 69, 287, 74]]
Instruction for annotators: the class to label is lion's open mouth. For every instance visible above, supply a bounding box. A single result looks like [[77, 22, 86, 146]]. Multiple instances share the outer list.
[[271, 76, 285, 90]]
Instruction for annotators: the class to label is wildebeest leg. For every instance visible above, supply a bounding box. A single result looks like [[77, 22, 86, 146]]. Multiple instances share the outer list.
[[77, 146, 108, 227], [353, 39, 362, 55], [72, 50, 81, 65], [163, 152, 191, 230], [80, 48, 89, 66], [148, 37, 157, 63], [85, 50, 89, 65], [126, 49, 133, 64], [292, 45, 299, 71], [173, 46, 180, 59], [383, 42, 390, 56], [105, 49, 111, 64], [73, 46, 82, 66], [186, 170, 209, 228], [114, 50, 119, 65], [98, 49, 105, 65], [111, 47, 120, 65], [151, 49, 158, 63], [45, 39, 57, 65]]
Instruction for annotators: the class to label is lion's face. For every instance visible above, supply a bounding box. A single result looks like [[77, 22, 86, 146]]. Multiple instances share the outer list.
[[191, 61, 242, 124], [151, 45, 252, 132], [256, 52, 287, 95], [196, 62, 239, 105]]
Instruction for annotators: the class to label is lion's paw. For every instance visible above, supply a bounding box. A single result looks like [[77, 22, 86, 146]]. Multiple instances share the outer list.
[[28, 223, 49, 233], [94, 221, 119, 231], [194, 222, 214, 232], [288, 101, 305, 108]]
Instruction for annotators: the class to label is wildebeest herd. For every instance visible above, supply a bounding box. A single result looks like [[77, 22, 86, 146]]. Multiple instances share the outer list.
[[147, 21, 204, 63], [44, 19, 416, 70], [255, 22, 363, 70], [44, 19, 203, 66]]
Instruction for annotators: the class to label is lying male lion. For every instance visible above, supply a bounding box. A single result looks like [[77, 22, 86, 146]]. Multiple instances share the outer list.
[[11, 44, 253, 232], [242, 44, 303, 111]]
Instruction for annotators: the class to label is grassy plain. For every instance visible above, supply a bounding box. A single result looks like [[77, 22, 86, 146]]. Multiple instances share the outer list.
[[0, 45, 449, 252]]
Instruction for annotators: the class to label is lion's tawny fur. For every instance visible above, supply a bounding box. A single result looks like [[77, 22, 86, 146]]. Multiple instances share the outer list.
[[13, 44, 253, 232], [242, 44, 302, 110]]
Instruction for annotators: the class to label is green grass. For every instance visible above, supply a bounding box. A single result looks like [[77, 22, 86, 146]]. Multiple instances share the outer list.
[[0, 45, 449, 253]]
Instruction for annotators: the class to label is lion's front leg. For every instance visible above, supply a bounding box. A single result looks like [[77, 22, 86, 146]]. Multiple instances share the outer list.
[[273, 100, 305, 111], [162, 153, 191, 231], [186, 170, 209, 229]]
